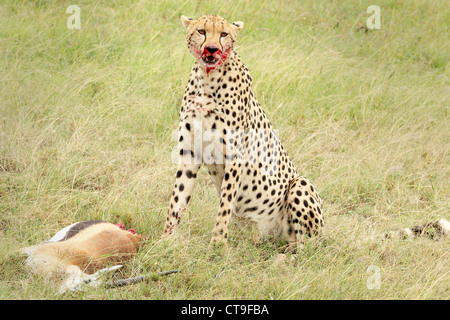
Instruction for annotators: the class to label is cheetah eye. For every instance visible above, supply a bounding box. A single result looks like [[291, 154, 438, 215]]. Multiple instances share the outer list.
[[220, 32, 228, 37], [197, 29, 206, 35]]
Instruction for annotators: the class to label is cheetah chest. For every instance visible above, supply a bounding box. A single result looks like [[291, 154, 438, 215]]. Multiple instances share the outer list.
[[179, 94, 229, 190]]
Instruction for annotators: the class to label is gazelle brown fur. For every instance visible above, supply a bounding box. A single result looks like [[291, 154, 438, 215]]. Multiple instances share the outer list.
[[21, 221, 144, 293]]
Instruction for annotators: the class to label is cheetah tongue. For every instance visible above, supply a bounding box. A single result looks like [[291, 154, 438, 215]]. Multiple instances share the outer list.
[[202, 56, 219, 64], [202, 54, 220, 75]]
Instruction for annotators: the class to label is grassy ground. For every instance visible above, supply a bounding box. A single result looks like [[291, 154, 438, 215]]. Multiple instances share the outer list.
[[0, 0, 449, 299]]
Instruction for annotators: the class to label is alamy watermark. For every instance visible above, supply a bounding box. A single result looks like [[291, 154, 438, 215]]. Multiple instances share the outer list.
[[170, 122, 282, 175], [66, 5, 81, 30], [366, 265, 381, 290], [367, 5, 381, 30]]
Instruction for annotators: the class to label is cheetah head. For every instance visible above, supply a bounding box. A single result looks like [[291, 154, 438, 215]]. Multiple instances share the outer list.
[[181, 15, 244, 75]]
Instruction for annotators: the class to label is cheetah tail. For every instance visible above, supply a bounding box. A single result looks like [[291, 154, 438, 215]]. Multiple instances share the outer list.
[[383, 218, 450, 240]]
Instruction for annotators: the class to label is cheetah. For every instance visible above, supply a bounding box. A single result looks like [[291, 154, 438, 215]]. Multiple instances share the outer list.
[[161, 15, 449, 250], [161, 14, 323, 252]]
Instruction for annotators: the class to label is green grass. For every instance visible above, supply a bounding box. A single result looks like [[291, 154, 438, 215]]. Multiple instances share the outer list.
[[0, 0, 449, 299]]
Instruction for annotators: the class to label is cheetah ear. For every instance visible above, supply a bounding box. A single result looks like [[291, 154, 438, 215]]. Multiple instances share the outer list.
[[231, 21, 244, 32], [181, 15, 194, 29]]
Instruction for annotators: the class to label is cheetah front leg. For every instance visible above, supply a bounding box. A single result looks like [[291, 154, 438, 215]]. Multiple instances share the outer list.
[[162, 162, 201, 237], [210, 162, 241, 244]]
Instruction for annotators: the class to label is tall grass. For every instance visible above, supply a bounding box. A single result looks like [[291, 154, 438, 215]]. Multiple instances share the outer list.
[[0, 0, 448, 299]]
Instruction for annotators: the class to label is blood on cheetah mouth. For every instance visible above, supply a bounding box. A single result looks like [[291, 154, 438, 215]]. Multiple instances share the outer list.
[[201, 54, 219, 65], [199, 47, 231, 76]]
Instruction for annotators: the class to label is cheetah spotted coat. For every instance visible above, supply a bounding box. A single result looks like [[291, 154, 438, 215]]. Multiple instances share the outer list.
[[162, 15, 323, 251]]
